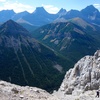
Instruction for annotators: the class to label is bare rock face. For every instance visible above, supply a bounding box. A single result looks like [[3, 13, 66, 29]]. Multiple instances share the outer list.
[[59, 50, 100, 94], [0, 80, 98, 100], [0, 81, 57, 100]]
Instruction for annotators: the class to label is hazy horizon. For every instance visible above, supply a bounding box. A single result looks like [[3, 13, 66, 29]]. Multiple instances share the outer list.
[[0, 0, 100, 14]]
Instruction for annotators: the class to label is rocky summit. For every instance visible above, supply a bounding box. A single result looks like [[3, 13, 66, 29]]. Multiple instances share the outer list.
[[0, 50, 100, 100], [59, 50, 100, 95]]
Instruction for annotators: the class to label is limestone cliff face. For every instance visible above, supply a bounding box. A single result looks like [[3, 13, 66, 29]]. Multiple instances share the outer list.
[[59, 50, 100, 94]]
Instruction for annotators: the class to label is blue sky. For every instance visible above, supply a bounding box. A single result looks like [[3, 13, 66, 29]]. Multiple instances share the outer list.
[[0, 0, 100, 13]]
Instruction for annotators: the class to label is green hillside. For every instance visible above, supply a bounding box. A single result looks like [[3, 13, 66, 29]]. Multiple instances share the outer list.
[[0, 20, 72, 92], [32, 21, 100, 63]]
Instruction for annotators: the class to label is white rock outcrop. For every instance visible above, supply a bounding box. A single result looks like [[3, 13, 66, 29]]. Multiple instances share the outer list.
[[59, 50, 100, 94], [0, 80, 59, 100], [0, 80, 99, 100]]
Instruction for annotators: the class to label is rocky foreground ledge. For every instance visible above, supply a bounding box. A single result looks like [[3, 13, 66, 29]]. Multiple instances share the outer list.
[[0, 50, 100, 100], [0, 80, 48, 100]]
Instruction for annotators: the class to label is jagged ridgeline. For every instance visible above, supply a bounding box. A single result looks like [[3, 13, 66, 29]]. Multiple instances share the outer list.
[[0, 20, 72, 92], [32, 21, 100, 64]]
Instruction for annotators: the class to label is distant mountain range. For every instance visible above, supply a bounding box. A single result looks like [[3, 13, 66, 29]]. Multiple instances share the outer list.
[[0, 5, 100, 27], [63, 5, 100, 24], [0, 5, 100, 92]]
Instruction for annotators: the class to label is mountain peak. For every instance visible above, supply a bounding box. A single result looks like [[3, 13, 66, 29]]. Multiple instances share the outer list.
[[0, 10, 16, 22], [36, 7, 45, 10], [58, 8, 67, 13], [5, 19, 16, 24], [57, 8, 67, 15], [0, 20, 29, 37], [68, 9, 80, 13], [0, 9, 15, 13], [17, 11, 30, 15], [81, 5, 99, 12], [81, 5, 100, 21], [0, 9, 15, 16], [86, 5, 96, 9], [33, 7, 48, 14]]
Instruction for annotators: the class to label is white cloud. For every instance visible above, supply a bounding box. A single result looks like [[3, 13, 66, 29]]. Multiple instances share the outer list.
[[93, 4, 100, 9], [0, 0, 6, 2], [0, 1, 34, 13], [42, 4, 59, 14]]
